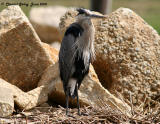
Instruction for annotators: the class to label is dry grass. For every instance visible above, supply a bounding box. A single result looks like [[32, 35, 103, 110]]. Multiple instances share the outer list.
[[1, 102, 160, 124]]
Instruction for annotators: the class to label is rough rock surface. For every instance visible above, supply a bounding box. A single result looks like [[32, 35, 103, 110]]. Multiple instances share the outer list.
[[0, 5, 54, 91], [0, 86, 14, 117], [0, 45, 57, 111], [42, 42, 58, 63], [0, 75, 58, 111], [0, 77, 46, 111], [29, 6, 68, 43], [59, 8, 160, 106]]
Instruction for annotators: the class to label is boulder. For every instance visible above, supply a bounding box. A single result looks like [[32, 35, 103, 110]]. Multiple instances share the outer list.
[[0, 86, 14, 117], [0, 5, 55, 91], [0, 43, 58, 111], [59, 8, 160, 106], [29, 6, 68, 43], [0, 77, 44, 111], [0, 76, 57, 111]]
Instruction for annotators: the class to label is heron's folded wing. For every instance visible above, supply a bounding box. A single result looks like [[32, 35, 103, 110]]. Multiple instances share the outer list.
[[59, 23, 84, 83], [59, 34, 77, 83]]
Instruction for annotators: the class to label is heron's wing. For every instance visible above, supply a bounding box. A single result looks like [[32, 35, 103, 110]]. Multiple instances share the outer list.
[[59, 35, 78, 84], [59, 23, 84, 84]]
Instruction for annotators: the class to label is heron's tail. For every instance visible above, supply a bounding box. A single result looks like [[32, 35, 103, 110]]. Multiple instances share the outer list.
[[70, 89, 77, 98], [68, 78, 77, 98]]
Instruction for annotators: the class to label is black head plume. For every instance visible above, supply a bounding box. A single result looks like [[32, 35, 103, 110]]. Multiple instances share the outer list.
[[76, 8, 107, 19], [76, 8, 87, 15]]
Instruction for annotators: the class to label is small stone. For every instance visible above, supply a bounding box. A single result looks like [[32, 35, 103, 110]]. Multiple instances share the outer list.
[[135, 47, 140, 52], [109, 39, 113, 43]]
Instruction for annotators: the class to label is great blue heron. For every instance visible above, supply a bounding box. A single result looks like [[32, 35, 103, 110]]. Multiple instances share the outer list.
[[59, 8, 106, 115]]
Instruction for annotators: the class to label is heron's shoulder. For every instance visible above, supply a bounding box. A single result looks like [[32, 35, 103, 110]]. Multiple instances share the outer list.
[[65, 23, 84, 38]]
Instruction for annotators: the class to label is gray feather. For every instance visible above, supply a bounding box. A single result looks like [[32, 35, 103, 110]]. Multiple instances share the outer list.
[[59, 34, 77, 84]]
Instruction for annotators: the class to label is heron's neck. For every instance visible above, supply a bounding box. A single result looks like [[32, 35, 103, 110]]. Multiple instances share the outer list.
[[77, 18, 95, 60], [77, 18, 92, 29], [77, 18, 95, 45]]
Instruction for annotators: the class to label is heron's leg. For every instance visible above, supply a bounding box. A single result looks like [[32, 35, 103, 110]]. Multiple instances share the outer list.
[[76, 83, 81, 115], [65, 89, 69, 116]]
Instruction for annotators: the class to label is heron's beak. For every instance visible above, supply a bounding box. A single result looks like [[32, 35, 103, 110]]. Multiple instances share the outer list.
[[90, 14, 107, 19]]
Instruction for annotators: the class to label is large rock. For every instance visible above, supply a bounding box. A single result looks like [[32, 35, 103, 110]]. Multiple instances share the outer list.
[[0, 46, 58, 111], [0, 77, 51, 111], [59, 8, 160, 106], [0, 86, 14, 117], [29, 6, 68, 43], [0, 5, 55, 91]]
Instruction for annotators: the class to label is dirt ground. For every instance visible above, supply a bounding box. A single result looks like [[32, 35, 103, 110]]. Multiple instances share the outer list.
[[1, 102, 160, 124]]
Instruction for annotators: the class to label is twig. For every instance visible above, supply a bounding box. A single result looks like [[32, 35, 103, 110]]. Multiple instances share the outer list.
[[129, 91, 134, 115], [22, 100, 32, 112]]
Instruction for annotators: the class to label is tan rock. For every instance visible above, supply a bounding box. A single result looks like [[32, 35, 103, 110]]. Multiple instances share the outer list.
[[0, 5, 54, 91], [0, 86, 14, 117], [29, 6, 68, 43], [0, 77, 56, 111], [38, 63, 131, 117], [42, 42, 59, 63], [59, 8, 160, 106]]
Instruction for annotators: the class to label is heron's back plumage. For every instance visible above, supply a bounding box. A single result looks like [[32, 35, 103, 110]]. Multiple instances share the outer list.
[[59, 21, 94, 98]]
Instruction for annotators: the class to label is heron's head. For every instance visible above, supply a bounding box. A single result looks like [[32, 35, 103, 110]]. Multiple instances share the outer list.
[[76, 8, 106, 20]]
